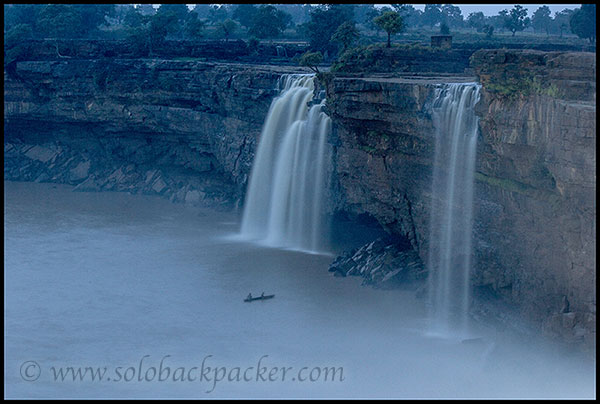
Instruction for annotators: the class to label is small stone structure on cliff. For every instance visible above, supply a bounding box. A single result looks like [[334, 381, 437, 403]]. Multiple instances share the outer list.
[[431, 35, 452, 49]]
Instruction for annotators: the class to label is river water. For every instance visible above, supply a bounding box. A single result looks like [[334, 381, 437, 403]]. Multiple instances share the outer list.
[[4, 181, 595, 398]]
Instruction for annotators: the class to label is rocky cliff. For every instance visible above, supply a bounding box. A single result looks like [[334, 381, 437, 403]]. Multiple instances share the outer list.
[[4, 44, 595, 350], [325, 50, 596, 349], [5, 58, 309, 208], [471, 50, 595, 348]]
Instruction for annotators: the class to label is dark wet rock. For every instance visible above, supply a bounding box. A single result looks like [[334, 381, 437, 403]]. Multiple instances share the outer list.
[[326, 50, 595, 349], [4, 58, 310, 209], [329, 238, 425, 288]]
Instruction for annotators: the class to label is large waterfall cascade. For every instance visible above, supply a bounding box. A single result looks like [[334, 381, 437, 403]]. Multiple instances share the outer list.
[[427, 83, 481, 337], [240, 74, 332, 254]]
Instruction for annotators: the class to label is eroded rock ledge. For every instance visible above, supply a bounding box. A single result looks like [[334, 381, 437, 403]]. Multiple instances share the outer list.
[[4, 44, 595, 351], [325, 50, 595, 350], [4, 59, 310, 208], [329, 237, 425, 288]]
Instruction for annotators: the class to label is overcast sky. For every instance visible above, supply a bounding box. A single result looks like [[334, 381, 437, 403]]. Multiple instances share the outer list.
[[179, 4, 580, 17], [409, 4, 579, 16]]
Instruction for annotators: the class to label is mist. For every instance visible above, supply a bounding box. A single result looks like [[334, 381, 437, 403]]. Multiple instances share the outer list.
[[4, 182, 595, 398]]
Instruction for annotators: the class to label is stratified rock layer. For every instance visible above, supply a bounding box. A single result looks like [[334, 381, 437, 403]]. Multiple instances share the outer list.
[[4, 59, 310, 207], [329, 237, 425, 288], [326, 50, 595, 349], [4, 45, 595, 349]]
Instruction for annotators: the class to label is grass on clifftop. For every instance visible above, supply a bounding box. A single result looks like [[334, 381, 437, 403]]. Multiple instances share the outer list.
[[485, 73, 562, 100], [330, 43, 447, 74]]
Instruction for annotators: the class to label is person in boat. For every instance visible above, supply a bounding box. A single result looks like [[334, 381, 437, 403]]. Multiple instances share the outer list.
[[247, 293, 252, 300], [261, 292, 265, 298]]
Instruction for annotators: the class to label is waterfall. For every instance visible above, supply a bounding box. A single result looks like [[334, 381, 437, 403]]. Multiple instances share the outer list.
[[427, 83, 481, 337], [240, 74, 331, 254]]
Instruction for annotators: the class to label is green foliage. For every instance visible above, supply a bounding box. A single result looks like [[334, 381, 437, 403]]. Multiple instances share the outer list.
[[330, 21, 360, 52], [5, 23, 33, 47], [93, 63, 110, 90], [72, 4, 114, 28], [4, 4, 41, 31], [217, 19, 237, 41], [392, 4, 421, 28], [4, 24, 33, 70], [123, 7, 144, 28], [553, 9, 573, 37], [191, 4, 211, 20], [156, 4, 189, 22], [232, 4, 258, 29], [149, 12, 178, 43], [485, 74, 562, 100], [531, 6, 552, 36], [316, 71, 334, 87], [299, 51, 323, 74], [483, 24, 494, 38], [126, 26, 151, 56], [331, 43, 442, 74], [37, 4, 85, 38], [184, 12, 205, 39], [501, 5, 530, 36], [124, 10, 177, 55], [474, 172, 534, 195], [247, 5, 291, 39], [440, 4, 464, 29], [421, 4, 442, 28], [373, 11, 404, 48], [467, 11, 486, 32], [570, 4, 596, 43], [440, 22, 450, 35], [32, 4, 114, 38], [137, 4, 156, 16], [208, 5, 229, 25], [305, 5, 354, 55], [359, 145, 377, 154], [247, 37, 260, 54]]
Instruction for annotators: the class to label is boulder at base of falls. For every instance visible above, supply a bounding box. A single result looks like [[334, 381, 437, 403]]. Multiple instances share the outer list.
[[329, 238, 426, 289]]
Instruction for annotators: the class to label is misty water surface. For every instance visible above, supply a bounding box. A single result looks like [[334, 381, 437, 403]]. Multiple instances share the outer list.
[[4, 181, 595, 398]]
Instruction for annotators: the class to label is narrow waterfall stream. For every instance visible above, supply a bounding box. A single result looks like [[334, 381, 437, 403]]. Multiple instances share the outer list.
[[427, 83, 481, 337], [240, 74, 331, 254]]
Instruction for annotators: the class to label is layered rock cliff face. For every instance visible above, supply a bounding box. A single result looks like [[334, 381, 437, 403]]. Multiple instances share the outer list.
[[325, 50, 595, 349], [4, 45, 595, 349], [471, 50, 595, 348], [5, 59, 308, 208]]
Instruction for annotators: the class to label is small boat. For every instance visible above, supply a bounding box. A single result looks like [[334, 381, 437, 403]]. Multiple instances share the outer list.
[[244, 294, 275, 302]]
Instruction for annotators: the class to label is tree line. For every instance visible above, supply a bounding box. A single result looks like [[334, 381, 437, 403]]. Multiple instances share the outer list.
[[4, 4, 596, 58]]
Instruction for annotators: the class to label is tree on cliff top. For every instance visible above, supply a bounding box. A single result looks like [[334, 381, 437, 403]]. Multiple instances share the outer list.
[[304, 5, 354, 55], [247, 5, 291, 39], [184, 11, 205, 40], [421, 4, 442, 28], [440, 4, 463, 29], [5, 4, 114, 39], [391, 4, 422, 28], [5, 23, 33, 72], [552, 9, 574, 38], [330, 21, 359, 52], [439, 21, 450, 35], [208, 5, 229, 25], [232, 4, 258, 29], [570, 4, 596, 43], [467, 11, 486, 32], [532, 5, 552, 37], [125, 11, 177, 56], [156, 4, 189, 23], [373, 11, 404, 48], [217, 19, 237, 41], [299, 51, 323, 74], [502, 5, 530, 37]]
